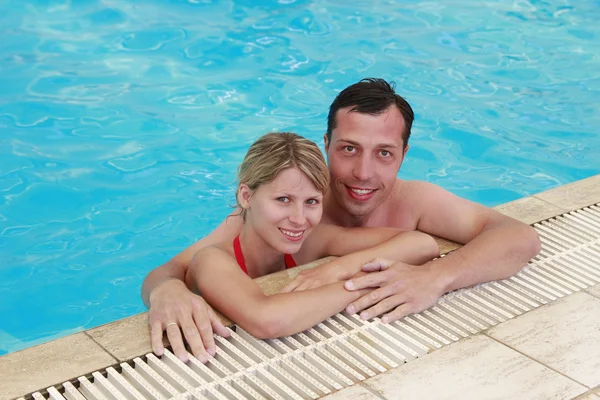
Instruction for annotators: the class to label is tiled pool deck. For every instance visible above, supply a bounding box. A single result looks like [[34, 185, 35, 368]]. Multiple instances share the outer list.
[[2, 174, 600, 400]]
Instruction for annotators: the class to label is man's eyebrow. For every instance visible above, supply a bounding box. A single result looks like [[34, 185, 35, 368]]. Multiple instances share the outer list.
[[336, 139, 399, 148]]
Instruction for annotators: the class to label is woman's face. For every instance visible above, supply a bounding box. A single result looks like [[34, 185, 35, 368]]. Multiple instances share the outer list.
[[242, 167, 323, 254]]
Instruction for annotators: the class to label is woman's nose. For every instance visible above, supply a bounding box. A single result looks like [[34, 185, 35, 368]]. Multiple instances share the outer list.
[[288, 205, 307, 226]]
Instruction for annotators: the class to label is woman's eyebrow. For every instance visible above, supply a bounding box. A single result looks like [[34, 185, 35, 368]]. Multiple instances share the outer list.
[[273, 191, 323, 198]]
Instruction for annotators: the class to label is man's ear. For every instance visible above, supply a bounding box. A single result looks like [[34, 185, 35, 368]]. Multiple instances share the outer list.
[[323, 133, 330, 152], [238, 184, 253, 209]]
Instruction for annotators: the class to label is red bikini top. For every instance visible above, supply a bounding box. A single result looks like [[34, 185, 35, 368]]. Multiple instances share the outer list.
[[233, 234, 296, 275]]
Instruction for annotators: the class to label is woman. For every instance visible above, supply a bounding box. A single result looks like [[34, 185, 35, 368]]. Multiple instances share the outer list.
[[185, 132, 439, 339]]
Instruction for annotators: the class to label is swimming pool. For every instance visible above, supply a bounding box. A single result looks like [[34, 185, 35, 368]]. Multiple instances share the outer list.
[[1, 0, 599, 356]]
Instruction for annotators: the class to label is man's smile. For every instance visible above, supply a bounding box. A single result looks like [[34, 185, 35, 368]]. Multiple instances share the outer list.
[[345, 185, 377, 201]]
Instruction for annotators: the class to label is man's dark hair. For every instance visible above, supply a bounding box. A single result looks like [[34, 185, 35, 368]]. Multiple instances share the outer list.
[[326, 78, 414, 146]]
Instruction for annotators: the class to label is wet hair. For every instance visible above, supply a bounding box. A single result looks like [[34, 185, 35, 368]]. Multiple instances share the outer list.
[[236, 132, 330, 221], [326, 78, 415, 147]]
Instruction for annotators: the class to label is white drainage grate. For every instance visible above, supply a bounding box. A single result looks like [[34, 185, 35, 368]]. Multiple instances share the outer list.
[[23, 203, 600, 400]]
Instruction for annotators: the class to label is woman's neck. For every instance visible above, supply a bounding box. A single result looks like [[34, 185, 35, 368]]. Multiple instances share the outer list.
[[237, 227, 286, 278]]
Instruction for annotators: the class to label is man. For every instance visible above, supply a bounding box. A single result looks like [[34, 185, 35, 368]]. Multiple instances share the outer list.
[[141, 78, 541, 363]]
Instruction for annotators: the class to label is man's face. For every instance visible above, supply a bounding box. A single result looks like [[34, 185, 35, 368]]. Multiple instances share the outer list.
[[324, 105, 409, 219]]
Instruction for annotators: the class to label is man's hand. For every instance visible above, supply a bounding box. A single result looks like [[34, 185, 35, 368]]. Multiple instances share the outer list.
[[279, 263, 349, 293], [344, 258, 447, 323], [148, 279, 230, 363]]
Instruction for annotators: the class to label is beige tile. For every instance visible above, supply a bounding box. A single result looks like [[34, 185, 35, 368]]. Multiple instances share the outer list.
[[534, 174, 600, 211], [321, 385, 380, 400], [362, 334, 585, 400], [86, 313, 159, 362], [488, 291, 600, 388], [574, 392, 600, 400], [0, 332, 116, 400], [432, 235, 461, 254], [494, 196, 567, 225], [586, 284, 600, 299]]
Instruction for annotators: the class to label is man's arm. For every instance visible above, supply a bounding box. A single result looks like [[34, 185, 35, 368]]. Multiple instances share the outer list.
[[345, 181, 541, 322], [141, 212, 243, 362], [280, 226, 439, 292]]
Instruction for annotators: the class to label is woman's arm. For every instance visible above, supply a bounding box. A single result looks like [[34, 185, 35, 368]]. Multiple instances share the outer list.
[[185, 247, 369, 339]]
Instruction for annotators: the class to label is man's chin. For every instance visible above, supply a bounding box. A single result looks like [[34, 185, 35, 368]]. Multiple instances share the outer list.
[[339, 199, 378, 218], [331, 187, 380, 218]]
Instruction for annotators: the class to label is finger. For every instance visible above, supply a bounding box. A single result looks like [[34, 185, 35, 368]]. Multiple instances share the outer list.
[[208, 306, 231, 338], [150, 319, 165, 356], [180, 313, 208, 363], [190, 308, 212, 361], [346, 283, 398, 314], [361, 258, 392, 272], [165, 322, 188, 363], [345, 270, 389, 291], [359, 294, 405, 320], [361, 262, 383, 272], [381, 303, 414, 323]]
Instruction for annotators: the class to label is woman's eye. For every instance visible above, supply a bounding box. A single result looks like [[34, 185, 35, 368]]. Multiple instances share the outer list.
[[277, 197, 290, 203], [306, 199, 319, 205]]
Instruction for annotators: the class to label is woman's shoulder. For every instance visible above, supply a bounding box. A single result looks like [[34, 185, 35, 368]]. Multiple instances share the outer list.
[[192, 242, 235, 263]]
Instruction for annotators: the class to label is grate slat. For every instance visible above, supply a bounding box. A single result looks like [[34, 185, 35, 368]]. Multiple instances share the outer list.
[[47, 387, 67, 400], [105, 367, 147, 400], [77, 376, 109, 400]]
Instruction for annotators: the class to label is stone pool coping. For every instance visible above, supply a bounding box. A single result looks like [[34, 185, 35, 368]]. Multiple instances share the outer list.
[[1, 173, 599, 400]]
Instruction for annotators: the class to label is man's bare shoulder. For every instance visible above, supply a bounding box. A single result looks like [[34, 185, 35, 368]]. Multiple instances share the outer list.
[[388, 179, 443, 210], [384, 179, 466, 229], [394, 179, 468, 208], [395, 179, 444, 199]]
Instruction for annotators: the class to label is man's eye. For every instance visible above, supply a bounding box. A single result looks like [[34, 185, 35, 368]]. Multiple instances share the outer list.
[[343, 146, 355, 153], [380, 150, 391, 157], [277, 197, 290, 203]]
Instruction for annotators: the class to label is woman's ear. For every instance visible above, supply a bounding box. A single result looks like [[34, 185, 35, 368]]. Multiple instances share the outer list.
[[238, 184, 253, 209]]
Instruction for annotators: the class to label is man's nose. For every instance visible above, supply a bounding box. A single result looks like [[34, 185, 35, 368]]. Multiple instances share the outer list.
[[352, 154, 373, 181]]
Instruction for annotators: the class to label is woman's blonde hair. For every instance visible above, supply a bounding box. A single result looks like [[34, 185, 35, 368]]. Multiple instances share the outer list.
[[236, 132, 330, 220]]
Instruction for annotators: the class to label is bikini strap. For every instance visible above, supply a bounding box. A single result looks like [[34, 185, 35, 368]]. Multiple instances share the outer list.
[[233, 235, 248, 275], [236, 234, 295, 273], [284, 254, 297, 269]]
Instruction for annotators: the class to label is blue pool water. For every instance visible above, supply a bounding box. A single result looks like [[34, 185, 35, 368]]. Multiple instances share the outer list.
[[1, 0, 599, 355]]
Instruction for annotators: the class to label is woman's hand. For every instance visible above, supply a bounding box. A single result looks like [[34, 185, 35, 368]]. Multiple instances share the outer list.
[[279, 262, 350, 292], [148, 279, 230, 363]]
